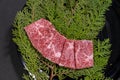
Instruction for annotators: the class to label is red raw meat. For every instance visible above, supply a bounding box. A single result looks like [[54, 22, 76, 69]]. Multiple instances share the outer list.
[[24, 18, 94, 69], [24, 18, 56, 50], [74, 40, 93, 69], [42, 33, 66, 64], [59, 40, 75, 69], [24, 18, 66, 64]]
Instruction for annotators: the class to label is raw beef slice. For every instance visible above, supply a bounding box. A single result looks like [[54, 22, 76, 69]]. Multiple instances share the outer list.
[[42, 33, 66, 64], [75, 40, 93, 69], [24, 18, 66, 64], [59, 40, 75, 69], [24, 18, 57, 56], [24, 18, 94, 69]]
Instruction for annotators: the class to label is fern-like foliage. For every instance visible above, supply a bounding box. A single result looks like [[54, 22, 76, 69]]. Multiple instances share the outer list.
[[13, 0, 112, 80]]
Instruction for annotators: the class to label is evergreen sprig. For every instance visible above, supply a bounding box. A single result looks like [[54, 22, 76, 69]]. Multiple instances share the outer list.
[[13, 0, 112, 80]]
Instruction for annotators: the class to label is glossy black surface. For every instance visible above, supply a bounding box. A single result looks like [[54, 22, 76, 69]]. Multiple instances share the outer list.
[[104, 0, 120, 79]]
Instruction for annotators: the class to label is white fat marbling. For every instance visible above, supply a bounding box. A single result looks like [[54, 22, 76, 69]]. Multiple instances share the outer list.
[[55, 52, 61, 58], [67, 42, 74, 49]]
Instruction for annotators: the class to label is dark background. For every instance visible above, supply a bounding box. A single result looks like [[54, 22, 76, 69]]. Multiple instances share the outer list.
[[0, 0, 120, 80], [0, 0, 26, 80], [104, 0, 120, 79]]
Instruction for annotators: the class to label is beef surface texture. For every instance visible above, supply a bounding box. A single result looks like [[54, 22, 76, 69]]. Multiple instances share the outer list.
[[24, 18, 93, 69]]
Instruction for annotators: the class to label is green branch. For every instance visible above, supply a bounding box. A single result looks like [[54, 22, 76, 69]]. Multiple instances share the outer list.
[[13, 0, 112, 80]]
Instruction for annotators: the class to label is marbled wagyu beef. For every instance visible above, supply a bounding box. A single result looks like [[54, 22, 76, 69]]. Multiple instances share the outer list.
[[74, 40, 93, 69], [59, 40, 75, 69], [24, 18, 93, 69]]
